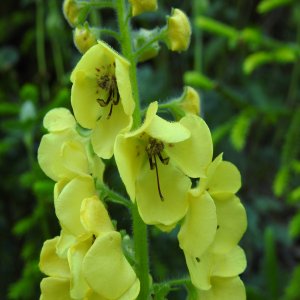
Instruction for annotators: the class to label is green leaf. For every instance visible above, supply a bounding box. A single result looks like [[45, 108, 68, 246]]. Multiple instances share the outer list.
[[273, 166, 290, 197], [230, 111, 253, 151], [13, 216, 35, 236], [257, 0, 294, 14], [196, 16, 238, 41], [289, 212, 300, 238], [184, 71, 215, 90], [243, 52, 273, 74], [244, 48, 297, 74], [288, 187, 300, 204], [284, 266, 300, 300]]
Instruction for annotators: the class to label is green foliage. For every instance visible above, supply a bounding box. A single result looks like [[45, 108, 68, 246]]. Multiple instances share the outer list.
[[257, 0, 295, 14]]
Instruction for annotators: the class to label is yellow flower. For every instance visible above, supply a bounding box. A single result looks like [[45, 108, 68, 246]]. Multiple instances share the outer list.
[[165, 8, 191, 52], [184, 245, 246, 290], [114, 102, 213, 227], [38, 108, 104, 183], [71, 41, 135, 159], [39, 237, 72, 300], [196, 276, 246, 300], [197, 154, 247, 254], [54, 176, 97, 237], [177, 191, 217, 258], [40, 197, 139, 300], [129, 0, 158, 17]]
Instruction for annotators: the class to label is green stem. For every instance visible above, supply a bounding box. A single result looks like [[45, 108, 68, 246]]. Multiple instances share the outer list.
[[115, 1, 149, 299], [131, 203, 150, 300], [115, 0, 141, 129], [97, 183, 131, 208]]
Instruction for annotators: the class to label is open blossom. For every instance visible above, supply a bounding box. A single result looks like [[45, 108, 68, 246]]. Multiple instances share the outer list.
[[71, 41, 135, 159], [38, 108, 104, 183], [114, 101, 213, 227], [40, 196, 140, 300], [198, 154, 247, 254]]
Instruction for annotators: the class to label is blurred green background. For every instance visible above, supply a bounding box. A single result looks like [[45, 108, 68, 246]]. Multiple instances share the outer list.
[[1, 0, 299, 299]]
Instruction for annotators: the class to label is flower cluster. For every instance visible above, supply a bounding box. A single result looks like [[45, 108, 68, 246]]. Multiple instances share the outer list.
[[38, 107, 140, 299], [38, 1, 247, 299]]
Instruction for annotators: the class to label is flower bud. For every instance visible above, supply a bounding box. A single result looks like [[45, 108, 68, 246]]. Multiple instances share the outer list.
[[165, 8, 191, 52], [178, 86, 201, 116], [63, 0, 81, 27], [129, 0, 158, 17], [73, 25, 98, 54], [133, 28, 160, 62]]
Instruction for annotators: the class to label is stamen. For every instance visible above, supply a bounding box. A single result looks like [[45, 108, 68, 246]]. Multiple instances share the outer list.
[[153, 155, 164, 201], [145, 138, 170, 201]]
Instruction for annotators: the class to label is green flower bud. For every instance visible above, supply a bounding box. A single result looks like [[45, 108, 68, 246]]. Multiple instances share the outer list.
[[134, 28, 160, 62], [73, 25, 98, 54], [165, 8, 191, 52], [129, 0, 158, 17]]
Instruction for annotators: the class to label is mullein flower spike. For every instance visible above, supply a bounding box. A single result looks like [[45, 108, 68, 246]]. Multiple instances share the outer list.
[[71, 41, 135, 159]]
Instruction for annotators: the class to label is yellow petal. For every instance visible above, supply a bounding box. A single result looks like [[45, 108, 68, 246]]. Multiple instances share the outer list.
[[62, 139, 89, 176], [71, 70, 101, 129], [115, 57, 135, 116], [145, 115, 190, 143], [165, 115, 213, 178], [208, 161, 241, 195], [39, 237, 70, 278], [211, 195, 247, 254], [185, 245, 246, 290], [212, 246, 247, 277], [80, 196, 114, 236], [178, 191, 217, 258], [38, 131, 76, 182], [135, 160, 190, 226], [198, 154, 223, 194], [82, 231, 138, 299], [40, 277, 72, 300], [71, 42, 114, 83], [43, 108, 76, 132], [118, 278, 140, 300], [55, 176, 96, 236], [56, 230, 76, 259], [125, 101, 158, 138], [196, 276, 246, 300], [114, 134, 144, 201], [68, 236, 92, 299], [91, 102, 132, 159]]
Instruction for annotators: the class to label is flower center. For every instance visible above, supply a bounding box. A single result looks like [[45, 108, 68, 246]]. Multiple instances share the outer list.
[[145, 137, 169, 201], [95, 64, 120, 119]]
